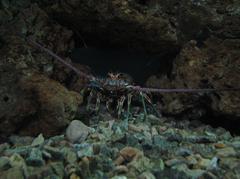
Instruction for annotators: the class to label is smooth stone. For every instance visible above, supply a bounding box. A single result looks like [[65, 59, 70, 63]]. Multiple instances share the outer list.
[[31, 133, 45, 147], [66, 120, 91, 143], [0, 156, 11, 171], [26, 148, 45, 166]]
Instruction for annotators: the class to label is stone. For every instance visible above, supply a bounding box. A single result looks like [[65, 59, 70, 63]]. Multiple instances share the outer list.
[[9, 153, 26, 168], [115, 147, 143, 166], [138, 171, 156, 179], [26, 148, 45, 166], [217, 147, 237, 157], [50, 162, 65, 178], [214, 143, 226, 149], [26, 166, 55, 179], [74, 143, 94, 158], [165, 158, 185, 167], [0, 143, 9, 154], [66, 120, 91, 143], [43, 146, 64, 160], [176, 148, 192, 157], [1, 167, 25, 179], [9, 135, 33, 146], [0, 156, 10, 171], [232, 141, 240, 149], [31, 133, 45, 147], [61, 147, 77, 164]]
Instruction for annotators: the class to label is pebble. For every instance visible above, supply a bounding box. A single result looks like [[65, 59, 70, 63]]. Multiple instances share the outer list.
[[165, 158, 184, 167], [0, 156, 11, 170], [217, 147, 237, 157], [66, 120, 91, 143], [26, 148, 45, 166], [31, 133, 45, 147], [43, 146, 64, 160], [214, 143, 226, 149]]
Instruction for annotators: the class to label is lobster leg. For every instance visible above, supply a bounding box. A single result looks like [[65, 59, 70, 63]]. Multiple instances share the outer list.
[[117, 96, 126, 118], [126, 93, 133, 120], [140, 91, 148, 118], [95, 92, 101, 112], [106, 98, 113, 112], [87, 90, 94, 111]]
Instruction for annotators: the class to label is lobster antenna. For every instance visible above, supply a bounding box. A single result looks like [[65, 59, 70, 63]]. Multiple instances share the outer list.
[[130, 86, 240, 93], [27, 38, 240, 93], [27, 37, 94, 81]]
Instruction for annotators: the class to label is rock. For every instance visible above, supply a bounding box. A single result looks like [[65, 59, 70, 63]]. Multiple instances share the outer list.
[[31, 133, 45, 147], [176, 148, 192, 157], [26, 148, 45, 166], [61, 147, 78, 164], [165, 158, 185, 167], [39, 0, 178, 56], [9, 153, 26, 168], [0, 156, 10, 171], [214, 143, 226, 149], [232, 141, 240, 149], [0, 143, 10, 154], [18, 73, 83, 136], [138, 171, 156, 179], [220, 158, 240, 170], [66, 120, 91, 143], [113, 165, 128, 174], [194, 155, 212, 170], [185, 135, 217, 143], [9, 135, 33, 147], [1, 167, 25, 179], [114, 147, 143, 166], [146, 38, 240, 119], [173, 163, 206, 179], [217, 147, 237, 158], [74, 143, 94, 158], [43, 146, 64, 160], [0, 2, 77, 137], [50, 162, 65, 178], [26, 165, 55, 179]]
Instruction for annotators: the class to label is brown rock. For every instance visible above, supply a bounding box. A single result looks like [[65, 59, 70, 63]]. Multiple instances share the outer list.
[[18, 72, 82, 136], [147, 38, 240, 118]]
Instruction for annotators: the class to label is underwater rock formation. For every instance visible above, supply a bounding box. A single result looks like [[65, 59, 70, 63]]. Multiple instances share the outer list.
[[0, 2, 82, 137], [147, 38, 240, 118]]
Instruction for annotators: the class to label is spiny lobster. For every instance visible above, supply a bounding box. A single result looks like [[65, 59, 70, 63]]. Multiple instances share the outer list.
[[27, 38, 240, 118]]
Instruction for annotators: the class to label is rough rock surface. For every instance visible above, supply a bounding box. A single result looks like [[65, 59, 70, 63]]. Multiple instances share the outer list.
[[36, 0, 178, 55], [0, 68, 82, 136], [0, 2, 83, 137], [147, 38, 240, 118]]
